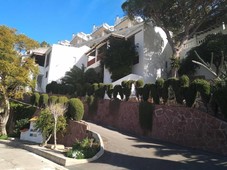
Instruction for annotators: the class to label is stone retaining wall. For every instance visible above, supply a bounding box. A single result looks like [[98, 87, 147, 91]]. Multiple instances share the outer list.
[[85, 99, 227, 155]]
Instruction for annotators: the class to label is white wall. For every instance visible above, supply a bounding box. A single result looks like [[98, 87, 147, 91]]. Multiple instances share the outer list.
[[141, 23, 172, 84], [40, 44, 90, 92]]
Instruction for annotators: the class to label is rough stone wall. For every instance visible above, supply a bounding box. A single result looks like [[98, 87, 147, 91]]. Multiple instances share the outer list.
[[153, 105, 227, 155], [57, 120, 89, 147], [85, 99, 227, 155]]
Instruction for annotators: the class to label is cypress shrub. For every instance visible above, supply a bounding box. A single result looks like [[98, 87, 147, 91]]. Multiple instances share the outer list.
[[150, 84, 159, 104], [48, 95, 58, 104], [106, 84, 113, 99], [179, 75, 189, 87], [135, 79, 144, 88], [95, 83, 106, 99], [57, 96, 69, 104], [113, 85, 123, 99], [192, 79, 211, 105], [67, 98, 84, 121], [139, 101, 154, 130], [39, 93, 49, 108], [185, 85, 197, 107], [142, 84, 151, 101], [212, 84, 227, 118], [30, 92, 40, 106]]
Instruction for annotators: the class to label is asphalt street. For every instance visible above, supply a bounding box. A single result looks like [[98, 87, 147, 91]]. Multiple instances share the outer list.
[[67, 122, 227, 170]]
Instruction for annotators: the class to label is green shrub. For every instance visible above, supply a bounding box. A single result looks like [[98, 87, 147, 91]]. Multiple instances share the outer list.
[[0, 135, 8, 140], [212, 84, 227, 118], [139, 101, 154, 130], [136, 79, 144, 88], [14, 118, 30, 136], [179, 75, 189, 87], [95, 83, 106, 99], [39, 93, 49, 108], [67, 98, 84, 121], [150, 84, 159, 104], [57, 96, 69, 104], [30, 92, 40, 106], [113, 85, 123, 99], [192, 79, 211, 105], [106, 84, 113, 99], [66, 137, 100, 159], [48, 95, 58, 104], [142, 84, 151, 101]]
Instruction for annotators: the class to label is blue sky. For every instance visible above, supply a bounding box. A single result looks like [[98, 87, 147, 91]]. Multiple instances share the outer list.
[[0, 0, 125, 45]]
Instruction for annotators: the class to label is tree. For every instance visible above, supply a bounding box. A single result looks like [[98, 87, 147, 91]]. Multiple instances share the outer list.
[[40, 41, 50, 47], [101, 37, 138, 81], [0, 25, 39, 135], [122, 0, 227, 77], [178, 33, 227, 77], [35, 105, 67, 146], [48, 103, 67, 149]]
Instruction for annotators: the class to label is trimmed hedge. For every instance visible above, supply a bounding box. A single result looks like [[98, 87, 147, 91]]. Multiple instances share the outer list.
[[30, 92, 40, 106], [48, 95, 58, 104], [39, 93, 49, 108], [67, 98, 84, 121]]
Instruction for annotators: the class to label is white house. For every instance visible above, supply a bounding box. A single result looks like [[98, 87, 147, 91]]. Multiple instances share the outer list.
[[30, 44, 90, 92], [33, 16, 226, 93], [20, 116, 43, 143], [72, 17, 172, 85]]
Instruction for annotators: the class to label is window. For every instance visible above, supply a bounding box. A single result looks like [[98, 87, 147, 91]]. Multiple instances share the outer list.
[[45, 71, 48, 78]]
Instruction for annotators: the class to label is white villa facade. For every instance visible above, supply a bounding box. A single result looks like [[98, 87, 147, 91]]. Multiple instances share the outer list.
[[31, 16, 226, 93]]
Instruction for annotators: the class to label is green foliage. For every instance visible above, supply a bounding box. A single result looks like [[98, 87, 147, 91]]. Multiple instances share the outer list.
[[84, 68, 101, 84], [66, 137, 100, 159], [14, 118, 29, 136], [191, 79, 211, 104], [101, 37, 138, 81], [179, 75, 190, 87], [122, 0, 226, 60], [0, 135, 8, 140], [67, 98, 84, 121], [106, 84, 113, 99], [113, 85, 123, 99], [10, 102, 36, 136], [48, 95, 58, 104], [212, 82, 227, 118], [95, 83, 106, 99], [142, 84, 151, 101], [57, 96, 69, 104], [150, 84, 159, 104], [39, 93, 49, 108], [179, 33, 227, 76], [0, 25, 39, 135], [30, 92, 40, 106], [139, 102, 154, 130], [135, 80, 144, 88], [35, 108, 66, 142]]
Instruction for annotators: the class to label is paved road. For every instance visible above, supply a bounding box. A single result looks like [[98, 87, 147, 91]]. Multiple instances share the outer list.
[[68, 122, 227, 170], [0, 140, 67, 170]]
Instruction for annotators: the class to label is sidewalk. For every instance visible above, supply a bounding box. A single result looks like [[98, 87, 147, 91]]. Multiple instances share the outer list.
[[0, 131, 104, 167]]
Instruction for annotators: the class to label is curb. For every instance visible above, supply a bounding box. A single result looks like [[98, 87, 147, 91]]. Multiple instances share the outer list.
[[0, 130, 104, 167]]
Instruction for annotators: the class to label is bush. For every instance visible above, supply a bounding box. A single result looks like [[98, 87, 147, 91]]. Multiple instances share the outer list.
[[212, 84, 227, 118], [66, 137, 100, 159], [179, 75, 190, 87], [67, 98, 84, 121], [48, 95, 58, 104], [136, 79, 144, 88], [113, 85, 123, 99], [95, 83, 106, 99], [142, 84, 151, 101], [0, 135, 8, 140], [57, 96, 69, 104], [30, 92, 40, 106], [139, 101, 154, 130], [106, 84, 113, 99], [191, 79, 211, 105], [39, 93, 49, 108]]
